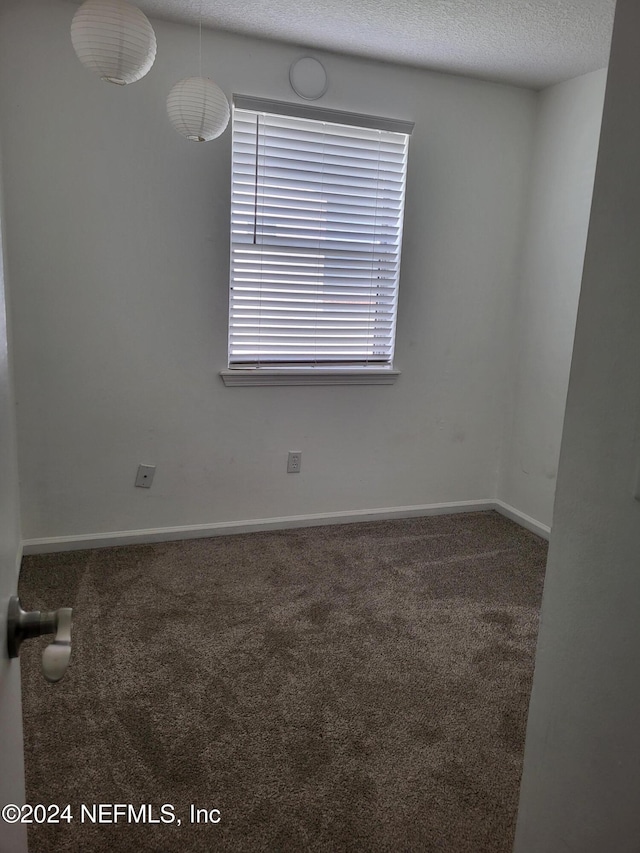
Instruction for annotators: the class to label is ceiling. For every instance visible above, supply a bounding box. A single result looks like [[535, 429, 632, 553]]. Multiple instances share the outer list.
[[132, 0, 615, 90]]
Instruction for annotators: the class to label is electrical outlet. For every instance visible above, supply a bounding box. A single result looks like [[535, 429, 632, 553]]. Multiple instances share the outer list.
[[287, 452, 302, 473], [135, 464, 156, 488]]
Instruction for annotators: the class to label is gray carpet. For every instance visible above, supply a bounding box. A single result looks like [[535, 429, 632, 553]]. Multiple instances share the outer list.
[[18, 510, 547, 852]]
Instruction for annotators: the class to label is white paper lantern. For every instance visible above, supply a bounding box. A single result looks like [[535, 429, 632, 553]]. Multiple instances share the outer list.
[[71, 0, 157, 86], [167, 77, 230, 142]]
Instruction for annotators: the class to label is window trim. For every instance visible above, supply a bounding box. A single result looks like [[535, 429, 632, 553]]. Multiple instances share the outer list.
[[220, 367, 401, 386], [232, 95, 415, 135]]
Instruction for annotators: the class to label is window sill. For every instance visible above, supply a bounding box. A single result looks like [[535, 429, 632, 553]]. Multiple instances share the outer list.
[[219, 368, 401, 387]]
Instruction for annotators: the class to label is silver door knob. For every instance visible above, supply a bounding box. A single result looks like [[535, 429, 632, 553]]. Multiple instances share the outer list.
[[7, 596, 73, 683]]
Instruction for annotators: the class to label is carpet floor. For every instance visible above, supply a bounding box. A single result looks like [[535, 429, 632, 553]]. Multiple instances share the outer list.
[[18, 510, 547, 853]]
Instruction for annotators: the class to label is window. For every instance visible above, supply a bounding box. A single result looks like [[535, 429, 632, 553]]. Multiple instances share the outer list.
[[222, 96, 413, 386]]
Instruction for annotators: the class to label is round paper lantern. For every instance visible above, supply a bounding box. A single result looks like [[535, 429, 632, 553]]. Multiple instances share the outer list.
[[71, 0, 157, 86], [167, 77, 230, 142]]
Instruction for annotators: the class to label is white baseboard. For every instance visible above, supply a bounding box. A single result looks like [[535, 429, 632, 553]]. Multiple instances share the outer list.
[[493, 500, 551, 540], [22, 500, 496, 555], [21, 498, 550, 556]]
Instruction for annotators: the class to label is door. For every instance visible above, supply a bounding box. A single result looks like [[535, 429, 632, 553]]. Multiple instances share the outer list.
[[514, 0, 640, 849], [0, 166, 27, 853]]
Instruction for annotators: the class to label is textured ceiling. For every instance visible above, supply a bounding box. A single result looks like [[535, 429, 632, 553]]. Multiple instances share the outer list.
[[130, 0, 615, 89]]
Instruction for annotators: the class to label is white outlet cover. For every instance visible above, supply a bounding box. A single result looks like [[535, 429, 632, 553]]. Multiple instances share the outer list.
[[287, 452, 302, 473], [135, 464, 156, 488]]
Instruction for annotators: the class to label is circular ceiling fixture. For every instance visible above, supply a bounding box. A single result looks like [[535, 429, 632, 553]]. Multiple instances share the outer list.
[[289, 57, 328, 101], [70, 0, 157, 86], [166, 77, 230, 142]]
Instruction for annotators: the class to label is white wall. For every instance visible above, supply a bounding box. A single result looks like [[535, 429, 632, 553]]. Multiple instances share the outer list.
[[0, 0, 536, 541], [514, 0, 640, 847], [0, 130, 27, 851], [498, 70, 606, 528]]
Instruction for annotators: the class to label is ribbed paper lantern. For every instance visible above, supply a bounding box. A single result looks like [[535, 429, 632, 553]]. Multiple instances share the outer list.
[[71, 0, 157, 85], [167, 77, 230, 142]]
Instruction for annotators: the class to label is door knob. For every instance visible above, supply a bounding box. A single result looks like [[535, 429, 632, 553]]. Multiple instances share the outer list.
[[7, 596, 73, 683]]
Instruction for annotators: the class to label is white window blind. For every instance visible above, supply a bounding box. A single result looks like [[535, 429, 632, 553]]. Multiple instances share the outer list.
[[228, 97, 411, 368]]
